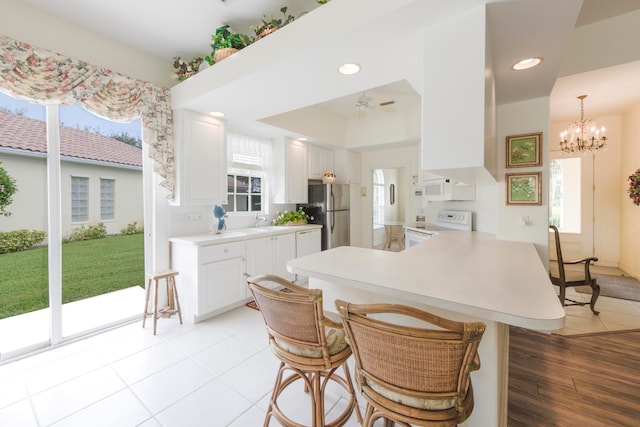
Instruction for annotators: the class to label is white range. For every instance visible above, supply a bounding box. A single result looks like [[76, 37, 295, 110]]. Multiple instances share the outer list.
[[404, 210, 472, 248]]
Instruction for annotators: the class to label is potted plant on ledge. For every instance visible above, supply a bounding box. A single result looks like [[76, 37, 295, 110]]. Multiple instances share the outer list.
[[205, 24, 252, 65], [252, 7, 295, 41]]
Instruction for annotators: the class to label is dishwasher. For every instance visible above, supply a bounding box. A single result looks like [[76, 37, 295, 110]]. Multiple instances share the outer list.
[[295, 229, 321, 283]]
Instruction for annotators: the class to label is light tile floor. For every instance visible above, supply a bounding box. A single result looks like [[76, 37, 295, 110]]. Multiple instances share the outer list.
[[551, 265, 640, 336], [2, 281, 640, 426], [0, 305, 366, 427]]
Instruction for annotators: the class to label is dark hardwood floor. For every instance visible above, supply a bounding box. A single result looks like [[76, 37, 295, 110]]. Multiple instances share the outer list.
[[508, 327, 640, 426]]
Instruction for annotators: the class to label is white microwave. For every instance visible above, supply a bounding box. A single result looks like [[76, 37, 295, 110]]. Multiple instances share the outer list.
[[423, 178, 475, 201]]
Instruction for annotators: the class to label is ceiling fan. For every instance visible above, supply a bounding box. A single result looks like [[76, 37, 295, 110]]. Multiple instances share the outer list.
[[353, 92, 397, 118]]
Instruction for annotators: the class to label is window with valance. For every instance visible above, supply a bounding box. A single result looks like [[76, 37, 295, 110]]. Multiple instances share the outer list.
[[0, 35, 175, 198]]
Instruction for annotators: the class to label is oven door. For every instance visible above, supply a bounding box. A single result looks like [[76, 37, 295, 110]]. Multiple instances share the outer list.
[[404, 229, 433, 248]]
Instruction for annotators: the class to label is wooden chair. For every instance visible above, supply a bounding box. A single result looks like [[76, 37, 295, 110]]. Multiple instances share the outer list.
[[244, 274, 362, 427], [549, 225, 600, 315], [384, 224, 405, 251], [335, 300, 485, 427]]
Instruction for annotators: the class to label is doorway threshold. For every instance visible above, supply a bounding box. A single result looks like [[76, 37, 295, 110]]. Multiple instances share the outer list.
[[0, 286, 145, 363]]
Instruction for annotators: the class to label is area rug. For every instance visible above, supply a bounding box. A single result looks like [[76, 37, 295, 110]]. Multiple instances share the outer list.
[[575, 274, 640, 302], [245, 300, 259, 311]]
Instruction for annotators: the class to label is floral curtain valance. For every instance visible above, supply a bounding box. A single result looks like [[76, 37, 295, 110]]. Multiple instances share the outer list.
[[0, 35, 175, 198]]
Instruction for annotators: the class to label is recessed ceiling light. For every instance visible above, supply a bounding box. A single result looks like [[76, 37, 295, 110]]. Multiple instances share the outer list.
[[209, 111, 225, 117], [512, 57, 543, 71], [338, 63, 361, 75]]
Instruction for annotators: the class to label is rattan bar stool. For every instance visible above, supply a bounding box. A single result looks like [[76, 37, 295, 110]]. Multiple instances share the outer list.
[[335, 300, 486, 427], [244, 273, 362, 427], [142, 270, 183, 335]]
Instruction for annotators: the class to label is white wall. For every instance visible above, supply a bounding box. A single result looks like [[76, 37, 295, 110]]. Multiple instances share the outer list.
[[496, 98, 551, 262]]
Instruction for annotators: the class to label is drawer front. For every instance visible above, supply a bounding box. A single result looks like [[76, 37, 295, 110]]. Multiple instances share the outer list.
[[200, 241, 245, 264]]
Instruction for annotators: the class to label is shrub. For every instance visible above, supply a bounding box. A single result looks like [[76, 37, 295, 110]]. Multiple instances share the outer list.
[[0, 161, 18, 217], [0, 229, 47, 254], [121, 221, 144, 235], [63, 222, 107, 243]]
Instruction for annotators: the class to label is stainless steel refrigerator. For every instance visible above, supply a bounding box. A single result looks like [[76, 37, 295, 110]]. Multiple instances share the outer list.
[[298, 182, 350, 251]]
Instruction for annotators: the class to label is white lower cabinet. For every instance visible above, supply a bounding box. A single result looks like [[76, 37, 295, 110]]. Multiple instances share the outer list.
[[171, 240, 247, 322], [171, 227, 319, 323], [200, 256, 246, 315], [245, 233, 296, 287]]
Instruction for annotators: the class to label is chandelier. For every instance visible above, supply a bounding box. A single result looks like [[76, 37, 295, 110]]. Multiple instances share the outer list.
[[559, 95, 607, 154]]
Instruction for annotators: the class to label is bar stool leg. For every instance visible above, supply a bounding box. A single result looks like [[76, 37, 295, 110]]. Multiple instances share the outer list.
[[152, 278, 160, 335], [169, 275, 183, 324]]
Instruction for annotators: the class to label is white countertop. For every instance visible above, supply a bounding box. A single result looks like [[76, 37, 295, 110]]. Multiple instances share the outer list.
[[287, 231, 565, 330], [170, 224, 322, 246]]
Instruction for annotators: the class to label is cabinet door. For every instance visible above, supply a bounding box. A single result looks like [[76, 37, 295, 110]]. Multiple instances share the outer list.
[[272, 233, 296, 281], [199, 257, 245, 315], [245, 237, 273, 292], [173, 109, 226, 206], [286, 140, 308, 203], [308, 145, 334, 180], [273, 138, 308, 203]]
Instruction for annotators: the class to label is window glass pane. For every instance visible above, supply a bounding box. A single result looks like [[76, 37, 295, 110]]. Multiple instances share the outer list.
[[251, 195, 262, 212], [236, 175, 249, 193], [227, 175, 234, 193], [236, 195, 248, 211], [221, 194, 233, 212], [549, 158, 581, 233], [71, 177, 89, 222], [251, 177, 262, 194], [100, 179, 115, 220]]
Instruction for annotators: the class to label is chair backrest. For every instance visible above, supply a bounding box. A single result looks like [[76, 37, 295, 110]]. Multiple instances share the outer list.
[[335, 300, 485, 410], [549, 225, 566, 281], [245, 274, 332, 364]]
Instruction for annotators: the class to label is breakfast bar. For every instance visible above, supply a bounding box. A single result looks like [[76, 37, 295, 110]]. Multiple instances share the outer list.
[[287, 231, 565, 427]]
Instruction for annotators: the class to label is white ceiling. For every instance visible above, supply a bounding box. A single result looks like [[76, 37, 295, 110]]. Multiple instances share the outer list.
[[15, 0, 640, 130]]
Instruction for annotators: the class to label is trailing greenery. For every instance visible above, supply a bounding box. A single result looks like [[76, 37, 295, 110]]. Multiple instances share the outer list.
[[0, 161, 18, 217], [63, 222, 107, 243], [121, 221, 144, 235], [0, 233, 144, 319], [204, 25, 252, 65], [0, 229, 47, 254]]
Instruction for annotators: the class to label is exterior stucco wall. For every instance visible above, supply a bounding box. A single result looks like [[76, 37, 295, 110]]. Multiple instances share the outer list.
[[0, 152, 143, 238]]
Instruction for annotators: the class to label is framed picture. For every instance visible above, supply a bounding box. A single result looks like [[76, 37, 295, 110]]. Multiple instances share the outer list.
[[506, 132, 542, 168], [506, 172, 542, 205]]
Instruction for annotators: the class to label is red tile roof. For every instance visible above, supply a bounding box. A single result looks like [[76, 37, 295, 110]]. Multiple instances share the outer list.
[[0, 109, 142, 167]]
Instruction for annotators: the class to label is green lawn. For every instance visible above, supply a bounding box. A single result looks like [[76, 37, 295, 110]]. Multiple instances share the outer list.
[[0, 233, 144, 319]]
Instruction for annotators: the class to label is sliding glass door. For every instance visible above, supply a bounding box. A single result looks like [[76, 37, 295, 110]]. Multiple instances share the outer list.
[[0, 92, 144, 361]]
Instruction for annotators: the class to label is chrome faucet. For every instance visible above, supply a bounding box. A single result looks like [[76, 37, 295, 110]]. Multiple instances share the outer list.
[[254, 213, 267, 228]]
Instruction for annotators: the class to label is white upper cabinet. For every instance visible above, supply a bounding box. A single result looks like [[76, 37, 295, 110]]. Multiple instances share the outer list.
[[273, 138, 308, 204], [172, 109, 227, 206], [307, 145, 335, 180], [334, 149, 361, 184]]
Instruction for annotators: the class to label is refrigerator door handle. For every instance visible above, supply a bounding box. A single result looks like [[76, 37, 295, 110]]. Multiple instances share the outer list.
[[330, 210, 335, 233]]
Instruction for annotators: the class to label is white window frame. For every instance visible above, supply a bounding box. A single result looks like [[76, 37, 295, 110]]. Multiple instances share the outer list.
[[373, 169, 385, 227], [100, 178, 115, 220], [71, 176, 89, 223]]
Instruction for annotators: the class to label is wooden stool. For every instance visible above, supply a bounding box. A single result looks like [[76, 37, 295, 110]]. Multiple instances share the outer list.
[[142, 270, 183, 335]]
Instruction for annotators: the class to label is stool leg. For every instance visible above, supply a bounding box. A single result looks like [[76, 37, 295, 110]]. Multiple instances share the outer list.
[[142, 277, 152, 328], [152, 279, 159, 335], [169, 275, 183, 324]]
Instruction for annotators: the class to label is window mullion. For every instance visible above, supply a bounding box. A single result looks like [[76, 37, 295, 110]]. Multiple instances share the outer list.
[[46, 105, 63, 345]]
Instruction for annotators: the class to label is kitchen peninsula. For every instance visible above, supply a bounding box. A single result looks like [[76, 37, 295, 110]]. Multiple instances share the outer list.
[[287, 231, 565, 427]]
